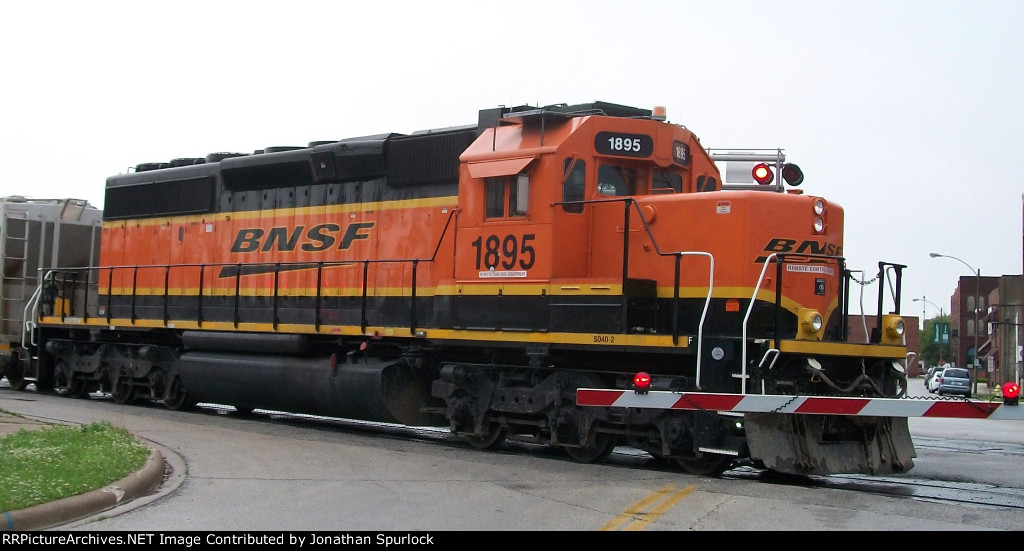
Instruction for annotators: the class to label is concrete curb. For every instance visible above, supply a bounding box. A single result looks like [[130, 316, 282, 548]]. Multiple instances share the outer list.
[[1, 448, 165, 531]]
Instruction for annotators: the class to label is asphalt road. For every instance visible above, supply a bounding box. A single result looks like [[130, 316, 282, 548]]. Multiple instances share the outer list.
[[904, 376, 1023, 448], [2, 376, 1022, 532]]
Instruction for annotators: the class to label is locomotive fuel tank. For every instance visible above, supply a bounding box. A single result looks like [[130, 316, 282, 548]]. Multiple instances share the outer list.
[[178, 345, 443, 426]]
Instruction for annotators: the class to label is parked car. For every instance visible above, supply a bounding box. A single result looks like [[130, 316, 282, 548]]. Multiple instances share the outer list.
[[937, 367, 972, 398], [925, 367, 945, 393]]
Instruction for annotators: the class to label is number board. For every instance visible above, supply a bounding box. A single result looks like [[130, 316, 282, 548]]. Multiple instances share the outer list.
[[672, 140, 690, 166], [594, 132, 653, 158]]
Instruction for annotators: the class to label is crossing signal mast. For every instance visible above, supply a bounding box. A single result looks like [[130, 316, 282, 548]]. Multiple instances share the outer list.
[[710, 148, 804, 190]]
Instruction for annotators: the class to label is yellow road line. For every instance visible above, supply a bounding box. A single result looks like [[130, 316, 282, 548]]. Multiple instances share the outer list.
[[599, 483, 695, 531]]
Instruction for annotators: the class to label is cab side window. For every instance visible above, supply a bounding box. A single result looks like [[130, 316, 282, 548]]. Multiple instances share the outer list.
[[652, 170, 682, 193], [696, 175, 718, 192], [562, 159, 585, 214], [486, 173, 529, 219]]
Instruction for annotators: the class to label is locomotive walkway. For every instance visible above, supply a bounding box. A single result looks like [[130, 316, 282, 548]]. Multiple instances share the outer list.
[[0, 411, 176, 531]]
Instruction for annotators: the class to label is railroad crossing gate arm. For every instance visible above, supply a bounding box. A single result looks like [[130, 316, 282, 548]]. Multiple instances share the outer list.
[[575, 389, 1024, 421]]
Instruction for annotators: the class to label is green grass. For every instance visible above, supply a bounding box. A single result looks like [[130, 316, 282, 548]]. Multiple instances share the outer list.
[[0, 416, 151, 512]]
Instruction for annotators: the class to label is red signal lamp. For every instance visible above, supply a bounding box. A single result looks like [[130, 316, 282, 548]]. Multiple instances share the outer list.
[[633, 372, 652, 394], [751, 163, 775, 185], [1003, 382, 1020, 405]]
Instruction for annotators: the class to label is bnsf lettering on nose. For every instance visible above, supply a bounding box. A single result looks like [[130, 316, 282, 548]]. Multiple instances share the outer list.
[[230, 223, 375, 253], [762, 238, 841, 257]]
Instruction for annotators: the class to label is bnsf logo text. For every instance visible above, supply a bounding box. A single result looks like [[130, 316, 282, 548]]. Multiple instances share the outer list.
[[755, 238, 842, 263], [231, 223, 375, 253]]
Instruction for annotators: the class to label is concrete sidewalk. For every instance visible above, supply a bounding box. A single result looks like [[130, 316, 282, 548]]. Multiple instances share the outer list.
[[0, 411, 168, 531]]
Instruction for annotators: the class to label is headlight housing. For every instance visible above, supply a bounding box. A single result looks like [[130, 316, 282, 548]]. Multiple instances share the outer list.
[[881, 314, 906, 345], [797, 308, 824, 341]]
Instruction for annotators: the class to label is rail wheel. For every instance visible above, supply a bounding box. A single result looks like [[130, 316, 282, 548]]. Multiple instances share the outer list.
[[564, 432, 617, 463], [53, 361, 87, 398], [5, 359, 28, 391], [677, 454, 734, 476], [163, 377, 197, 411], [464, 421, 507, 450], [54, 360, 72, 392], [111, 377, 135, 405], [67, 374, 89, 399]]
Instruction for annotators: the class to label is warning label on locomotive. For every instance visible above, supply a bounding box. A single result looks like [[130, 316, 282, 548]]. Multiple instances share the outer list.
[[479, 270, 527, 278], [785, 265, 835, 275]]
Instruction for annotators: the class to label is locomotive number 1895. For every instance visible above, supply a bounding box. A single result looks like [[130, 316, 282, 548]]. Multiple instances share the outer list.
[[471, 233, 536, 270]]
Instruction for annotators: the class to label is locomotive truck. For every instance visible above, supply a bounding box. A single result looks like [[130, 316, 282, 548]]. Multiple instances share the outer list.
[[5, 101, 1012, 477]]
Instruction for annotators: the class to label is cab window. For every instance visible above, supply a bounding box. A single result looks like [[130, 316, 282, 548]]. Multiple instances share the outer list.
[[652, 170, 682, 193], [486, 173, 529, 218], [562, 159, 585, 214], [696, 174, 718, 192], [597, 165, 636, 196]]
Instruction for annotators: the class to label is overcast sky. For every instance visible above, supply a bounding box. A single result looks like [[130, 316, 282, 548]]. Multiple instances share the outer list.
[[3, 0, 1021, 323]]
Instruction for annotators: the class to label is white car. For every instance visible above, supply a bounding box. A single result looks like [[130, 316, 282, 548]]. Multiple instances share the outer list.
[[925, 367, 945, 393]]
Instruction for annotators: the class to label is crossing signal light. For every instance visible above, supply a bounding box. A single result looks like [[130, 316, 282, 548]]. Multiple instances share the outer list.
[[751, 163, 804, 187], [782, 163, 804, 186], [633, 372, 651, 394], [1004, 381, 1020, 405], [752, 163, 774, 185]]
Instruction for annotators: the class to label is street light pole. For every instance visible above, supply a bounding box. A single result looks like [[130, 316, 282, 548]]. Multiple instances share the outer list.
[[912, 296, 944, 324], [929, 252, 981, 395], [912, 296, 946, 367], [914, 296, 927, 331]]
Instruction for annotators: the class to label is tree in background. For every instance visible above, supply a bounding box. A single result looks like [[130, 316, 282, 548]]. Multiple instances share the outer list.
[[919, 316, 952, 368]]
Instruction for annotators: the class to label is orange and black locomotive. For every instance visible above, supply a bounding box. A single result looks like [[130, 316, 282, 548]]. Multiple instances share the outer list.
[[4, 101, 913, 476]]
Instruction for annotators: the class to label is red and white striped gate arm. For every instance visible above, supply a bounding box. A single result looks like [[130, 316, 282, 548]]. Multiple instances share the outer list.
[[575, 388, 1024, 421]]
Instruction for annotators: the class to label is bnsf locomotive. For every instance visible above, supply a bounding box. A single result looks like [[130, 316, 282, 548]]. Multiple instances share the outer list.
[[0, 101, 914, 476]]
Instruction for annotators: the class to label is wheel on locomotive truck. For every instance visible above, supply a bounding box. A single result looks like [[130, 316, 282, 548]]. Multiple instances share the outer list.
[[563, 432, 618, 463], [53, 361, 89, 399], [111, 377, 136, 405], [162, 377, 197, 411], [67, 376, 90, 399], [4, 358, 29, 391], [463, 421, 507, 450]]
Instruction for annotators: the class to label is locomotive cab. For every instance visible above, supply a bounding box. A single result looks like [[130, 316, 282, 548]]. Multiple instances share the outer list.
[[452, 103, 720, 339]]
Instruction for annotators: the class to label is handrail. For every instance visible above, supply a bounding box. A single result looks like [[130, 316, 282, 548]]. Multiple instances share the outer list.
[[742, 253, 779, 395], [743, 252, 849, 393], [617, 197, 714, 388], [21, 270, 55, 349], [757, 348, 781, 394], [32, 208, 461, 337], [555, 196, 715, 384]]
